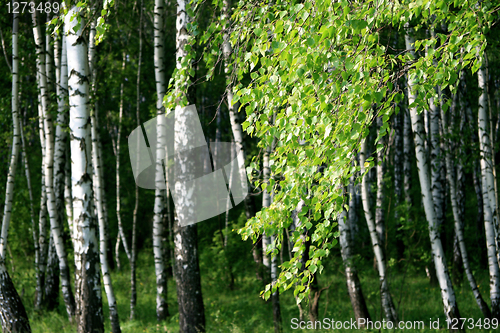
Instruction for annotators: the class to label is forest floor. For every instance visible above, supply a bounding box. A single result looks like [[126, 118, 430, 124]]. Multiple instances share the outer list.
[[10, 250, 495, 333]]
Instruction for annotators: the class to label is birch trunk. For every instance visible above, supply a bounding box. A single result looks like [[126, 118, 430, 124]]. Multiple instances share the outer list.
[[0, 5, 21, 261], [0, 258, 31, 333], [20, 117, 42, 310], [116, 52, 132, 264], [222, 0, 262, 279], [32, 11, 76, 320], [173, 2, 206, 331], [262, 144, 282, 332], [44, 235, 60, 310], [477, 53, 500, 319], [442, 83, 491, 318], [65, 8, 104, 332], [52, 27, 70, 307], [153, 0, 169, 320], [338, 204, 371, 327], [403, 106, 413, 207], [88, 17, 121, 333], [360, 138, 398, 324], [405, 26, 462, 326], [0, 12, 30, 332], [348, 162, 359, 244], [64, 142, 74, 244], [37, 100, 48, 310], [375, 117, 385, 250], [394, 101, 405, 257], [130, 3, 144, 319]]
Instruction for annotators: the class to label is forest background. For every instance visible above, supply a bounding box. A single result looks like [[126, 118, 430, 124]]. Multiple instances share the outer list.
[[1, 0, 500, 332]]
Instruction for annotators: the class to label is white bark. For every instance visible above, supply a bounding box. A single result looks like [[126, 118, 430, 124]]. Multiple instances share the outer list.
[[173, 1, 206, 331], [65, 7, 104, 331], [360, 138, 398, 323], [0, 8, 20, 260], [338, 204, 371, 326], [116, 52, 132, 263], [477, 53, 500, 318], [153, 0, 169, 320], [32, 11, 76, 319], [405, 26, 461, 323], [442, 84, 492, 318], [88, 18, 121, 333]]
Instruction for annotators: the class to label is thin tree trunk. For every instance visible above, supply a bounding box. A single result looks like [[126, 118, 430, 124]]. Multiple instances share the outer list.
[[0, 12, 31, 332], [20, 117, 42, 310], [339, 204, 371, 327], [65, 8, 104, 332], [64, 141, 74, 244], [394, 101, 405, 258], [116, 51, 132, 264], [88, 17, 121, 333], [360, 138, 398, 324], [222, 0, 263, 279], [37, 99, 48, 310], [375, 117, 386, 251], [261, 143, 282, 332], [477, 52, 500, 319], [442, 82, 491, 318], [405, 25, 462, 327], [153, 0, 169, 321], [32, 10, 76, 320], [0, 4, 21, 261], [130, 2, 144, 319]]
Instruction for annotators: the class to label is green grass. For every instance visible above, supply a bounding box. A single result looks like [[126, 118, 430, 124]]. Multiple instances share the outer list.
[[8, 249, 497, 333]]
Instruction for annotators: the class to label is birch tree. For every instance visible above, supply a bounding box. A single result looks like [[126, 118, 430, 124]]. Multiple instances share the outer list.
[[89, 15, 121, 333], [477, 51, 500, 319], [153, 0, 169, 320], [405, 25, 462, 324], [441, 78, 491, 318], [338, 205, 371, 327], [32, 10, 75, 319], [0, 10, 31, 332], [360, 138, 398, 324], [171, 1, 206, 331], [221, 0, 262, 279], [65, 7, 104, 332], [0, 3, 21, 262], [130, 1, 144, 319]]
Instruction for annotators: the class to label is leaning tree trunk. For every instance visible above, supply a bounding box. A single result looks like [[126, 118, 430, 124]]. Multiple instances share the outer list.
[[152, 0, 169, 321], [0, 12, 31, 333], [32, 10, 76, 320], [360, 138, 398, 324], [441, 80, 491, 318], [0, 5, 21, 261], [338, 204, 371, 327], [173, 1, 206, 332], [477, 52, 500, 319], [88, 17, 121, 333], [65, 7, 104, 332], [405, 25, 462, 326]]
